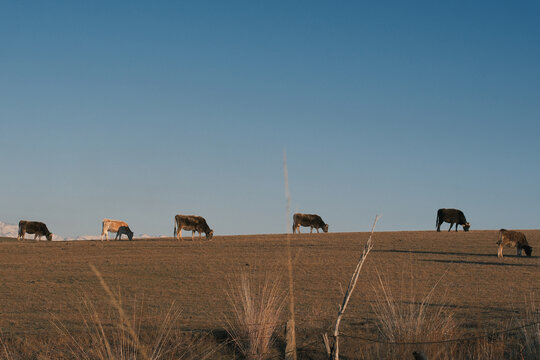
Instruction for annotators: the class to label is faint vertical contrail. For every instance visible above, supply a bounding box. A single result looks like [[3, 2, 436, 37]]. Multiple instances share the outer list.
[[283, 148, 297, 360], [283, 149, 291, 233]]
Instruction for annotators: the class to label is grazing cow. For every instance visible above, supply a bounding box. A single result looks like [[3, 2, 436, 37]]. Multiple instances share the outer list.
[[436, 208, 470, 232], [174, 215, 213, 241], [101, 219, 132, 241], [115, 226, 134, 241], [292, 213, 328, 234], [17, 220, 53, 241], [497, 229, 533, 258]]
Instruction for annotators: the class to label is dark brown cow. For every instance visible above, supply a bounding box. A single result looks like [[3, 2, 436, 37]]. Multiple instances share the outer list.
[[292, 213, 328, 234], [436, 208, 470, 232], [115, 226, 134, 241], [497, 229, 533, 258], [17, 220, 53, 241], [174, 215, 213, 241]]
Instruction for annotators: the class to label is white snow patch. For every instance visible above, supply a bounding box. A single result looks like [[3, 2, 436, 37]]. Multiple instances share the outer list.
[[1, 221, 166, 241]]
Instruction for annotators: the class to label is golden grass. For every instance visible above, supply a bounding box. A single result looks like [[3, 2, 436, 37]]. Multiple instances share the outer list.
[[368, 270, 460, 359], [519, 293, 539, 359], [51, 265, 219, 360], [0, 335, 14, 360], [224, 270, 286, 360]]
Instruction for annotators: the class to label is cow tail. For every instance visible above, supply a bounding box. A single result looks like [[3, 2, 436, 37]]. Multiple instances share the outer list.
[[436, 211, 439, 228], [173, 218, 177, 239]]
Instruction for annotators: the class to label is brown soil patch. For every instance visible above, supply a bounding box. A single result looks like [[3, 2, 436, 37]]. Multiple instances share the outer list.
[[0, 230, 538, 358]]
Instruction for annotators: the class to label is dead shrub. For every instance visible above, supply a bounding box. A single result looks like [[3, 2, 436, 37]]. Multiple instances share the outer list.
[[224, 270, 286, 360]]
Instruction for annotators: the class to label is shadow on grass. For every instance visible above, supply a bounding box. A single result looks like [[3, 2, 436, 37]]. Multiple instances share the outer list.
[[208, 327, 291, 359], [375, 249, 537, 260], [420, 259, 538, 267], [399, 301, 521, 314]]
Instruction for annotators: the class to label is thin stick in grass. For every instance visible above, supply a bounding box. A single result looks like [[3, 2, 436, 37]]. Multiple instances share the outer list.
[[90, 264, 152, 360], [330, 214, 380, 360]]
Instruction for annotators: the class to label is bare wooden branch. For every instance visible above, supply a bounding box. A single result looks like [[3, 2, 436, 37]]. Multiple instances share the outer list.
[[330, 215, 381, 360], [322, 333, 331, 357]]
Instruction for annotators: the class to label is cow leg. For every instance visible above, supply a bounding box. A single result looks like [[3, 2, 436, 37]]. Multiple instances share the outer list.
[[192, 231, 195, 241], [517, 245, 522, 257], [310, 227, 313, 233], [436, 222, 441, 232], [101, 224, 108, 241], [498, 245, 503, 258], [297, 226, 301, 234], [179, 227, 184, 241], [448, 223, 453, 232], [316, 228, 320, 233]]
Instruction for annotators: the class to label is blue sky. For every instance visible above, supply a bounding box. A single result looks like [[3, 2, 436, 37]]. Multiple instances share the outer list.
[[1, 1, 539, 237]]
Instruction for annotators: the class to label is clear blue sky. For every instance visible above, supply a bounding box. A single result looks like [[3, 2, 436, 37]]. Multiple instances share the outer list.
[[1, 1, 539, 237]]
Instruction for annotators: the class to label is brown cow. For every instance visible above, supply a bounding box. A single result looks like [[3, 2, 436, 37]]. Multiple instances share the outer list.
[[174, 215, 213, 241], [292, 213, 328, 234], [436, 208, 470, 232], [17, 220, 53, 241], [101, 219, 132, 241], [497, 229, 533, 258]]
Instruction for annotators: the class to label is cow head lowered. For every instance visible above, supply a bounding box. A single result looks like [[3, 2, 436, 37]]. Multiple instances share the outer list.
[[116, 226, 134, 241], [523, 245, 533, 257], [206, 230, 214, 240], [463, 222, 470, 232], [323, 224, 329, 233], [46, 232, 53, 241], [125, 227, 134, 241]]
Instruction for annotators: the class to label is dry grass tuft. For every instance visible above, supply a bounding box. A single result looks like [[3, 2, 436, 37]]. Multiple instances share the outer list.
[[224, 270, 286, 360], [369, 270, 459, 359], [519, 292, 539, 360], [51, 265, 219, 360], [52, 294, 182, 360], [0, 335, 14, 360], [468, 334, 508, 360]]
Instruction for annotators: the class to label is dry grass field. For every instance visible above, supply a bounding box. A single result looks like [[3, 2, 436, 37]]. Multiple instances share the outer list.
[[0, 230, 538, 359]]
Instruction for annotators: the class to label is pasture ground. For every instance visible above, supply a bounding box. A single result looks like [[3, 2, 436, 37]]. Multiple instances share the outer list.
[[0, 230, 538, 359]]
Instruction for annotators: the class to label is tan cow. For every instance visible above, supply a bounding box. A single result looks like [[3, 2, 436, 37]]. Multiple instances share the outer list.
[[497, 229, 533, 258], [101, 219, 132, 241]]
